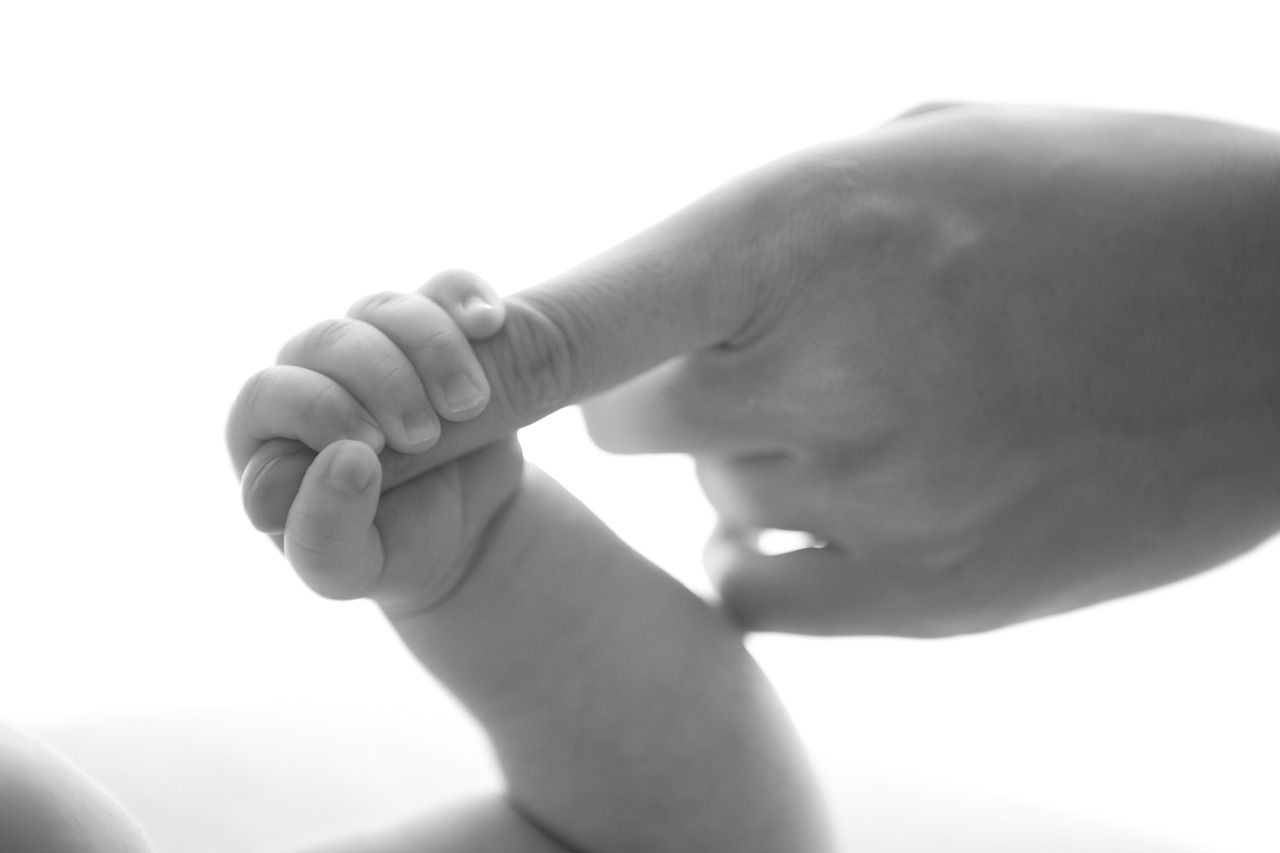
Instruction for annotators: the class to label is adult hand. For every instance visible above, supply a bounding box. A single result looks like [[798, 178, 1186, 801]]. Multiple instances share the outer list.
[[237, 103, 1280, 636]]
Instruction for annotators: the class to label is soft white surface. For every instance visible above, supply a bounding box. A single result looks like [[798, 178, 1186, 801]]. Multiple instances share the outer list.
[[24, 702, 1197, 853], [2, 2, 1277, 851]]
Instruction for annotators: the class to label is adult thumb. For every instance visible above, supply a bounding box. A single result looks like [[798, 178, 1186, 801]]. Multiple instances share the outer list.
[[705, 526, 929, 637]]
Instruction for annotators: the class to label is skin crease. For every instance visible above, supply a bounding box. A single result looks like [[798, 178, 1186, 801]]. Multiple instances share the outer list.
[[240, 102, 1280, 638]]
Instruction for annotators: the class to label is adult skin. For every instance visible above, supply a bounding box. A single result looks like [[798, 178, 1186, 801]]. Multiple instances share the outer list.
[[237, 103, 1280, 637]]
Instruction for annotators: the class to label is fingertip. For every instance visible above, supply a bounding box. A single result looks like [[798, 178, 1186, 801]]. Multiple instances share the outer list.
[[241, 439, 314, 535], [285, 440, 385, 600], [418, 268, 506, 340], [439, 372, 490, 422], [702, 523, 749, 587], [702, 525, 772, 631], [325, 439, 381, 495], [711, 564, 772, 633], [458, 294, 506, 339], [703, 530, 867, 636]]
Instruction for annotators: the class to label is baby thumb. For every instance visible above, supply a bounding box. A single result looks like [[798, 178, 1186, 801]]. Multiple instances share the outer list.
[[284, 440, 385, 601]]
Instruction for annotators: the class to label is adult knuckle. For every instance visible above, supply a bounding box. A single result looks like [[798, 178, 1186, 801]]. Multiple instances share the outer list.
[[901, 565, 1017, 638], [490, 298, 577, 416], [886, 583, 1002, 638], [897, 611, 1004, 639]]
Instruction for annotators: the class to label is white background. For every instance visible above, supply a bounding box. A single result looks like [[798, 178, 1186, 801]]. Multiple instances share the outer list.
[[1, 2, 1277, 851]]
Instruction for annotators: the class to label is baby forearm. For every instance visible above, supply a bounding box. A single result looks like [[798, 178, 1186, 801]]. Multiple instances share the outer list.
[[384, 466, 832, 853]]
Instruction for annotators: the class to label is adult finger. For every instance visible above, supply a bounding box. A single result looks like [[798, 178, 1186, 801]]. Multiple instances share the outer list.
[[350, 162, 799, 487], [249, 243, 722, 518], [284, 440, 385, 601], [581, 359, 798, 455], [705, 524, 878, 635], [694, 453, 828, 534], [244, 150, 824, 519], [706, 525, 1027, 638]]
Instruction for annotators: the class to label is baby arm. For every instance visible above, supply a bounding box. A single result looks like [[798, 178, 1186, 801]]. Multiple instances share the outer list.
[[229, 280, 833, 852], [387, 461, 833, 853]]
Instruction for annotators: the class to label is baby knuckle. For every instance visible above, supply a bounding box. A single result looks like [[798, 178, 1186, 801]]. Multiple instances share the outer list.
[[348, 290, 405, 317], [412, 324, 461, 359], [297, 317, 358, 358], [371, 359, 419, 395], [235, 367, 275, 416], [302, 379, 350, 424]]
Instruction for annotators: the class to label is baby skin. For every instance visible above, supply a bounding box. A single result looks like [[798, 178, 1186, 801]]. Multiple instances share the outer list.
[[225, 272, 835, 852]]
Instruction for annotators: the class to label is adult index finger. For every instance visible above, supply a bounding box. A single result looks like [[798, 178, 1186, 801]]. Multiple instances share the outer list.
[[373, 160, 813, 491], [244, 148, 826, 523]]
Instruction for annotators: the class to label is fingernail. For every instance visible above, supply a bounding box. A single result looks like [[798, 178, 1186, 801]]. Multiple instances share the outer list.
[[328, 443, 377, 495], [444, 374, 485, 413], [400, 406, 440, 447], [463, 295, 494, 315]]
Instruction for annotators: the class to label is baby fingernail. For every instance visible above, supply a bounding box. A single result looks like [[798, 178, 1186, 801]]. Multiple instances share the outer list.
[[444, 375, 485, 413], [400, 406, 440, 447], [463, 295, 494, 315], [329, 443, 377, 495]]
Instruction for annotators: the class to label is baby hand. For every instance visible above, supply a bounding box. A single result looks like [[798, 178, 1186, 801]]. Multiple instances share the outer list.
[[227, 273, 523, 612]]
